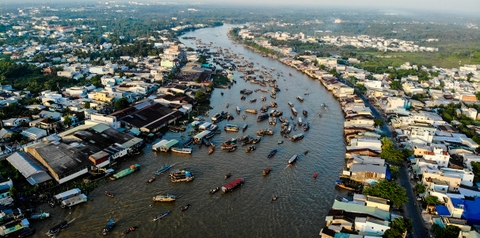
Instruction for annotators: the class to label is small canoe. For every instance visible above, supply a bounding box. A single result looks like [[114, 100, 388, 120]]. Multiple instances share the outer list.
[[313, 172, 318, 178]]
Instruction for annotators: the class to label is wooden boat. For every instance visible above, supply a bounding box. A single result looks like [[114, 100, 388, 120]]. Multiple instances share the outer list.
[[236, 106, 241, 114], [171, 146, 192, 154], [288, 154, 298, 165], [147, 176, 156, 183], [267, 149, 277, 158], [208, 147, 214, 155], [226, 103, 229, 108], [304, 150, 309, 155], [210, 187, 220, 194], [46, 221, 69, 236], [245, 145, 256, 153], [252, 136, 261, 144], [288, 102, 294, 107], [277, 140, 283, 145], [224, 124, 239, 132], [250, 98, 257, 103], [291, 107, 298, 116], [303, 123, 310, 132], [225, 173, 232, 180], [181, 204, 190, 211], [228, 146, 237, 152], [102, 219, 116, 235], [245, 109, 258, 114], [105, 191, 114, 198], [153, 194, 176, 202], [302, 110, 308, 117], [272, 195, 278, 201], [155, 164, 172, 175], [242, 124, 248, 132], [313, 172, 318, 178], [263, 168, 272, 176], [123, 226, 138, 235], [335, 181, 356, 191], [242, 115, 246, 120], [221, 178, 244, 193], [291, 133, 304, 141], [110, 164, 140, 181], [298, 117, 302, 126], [170, 170, 194, 182], [296, 96, 304, 102], [153, 211, 170, 221]]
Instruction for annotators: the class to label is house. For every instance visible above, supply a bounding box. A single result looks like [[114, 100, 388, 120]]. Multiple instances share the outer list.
[[21, 127, 47, 140], [347, 164, 387, 184], [2, 118, 30, 127], [87, 114, 120, 129], [354, 217, 390, 236], [38, 110, 62, 120]]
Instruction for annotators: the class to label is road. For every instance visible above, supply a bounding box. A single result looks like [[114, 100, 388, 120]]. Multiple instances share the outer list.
[[353, 87, 428, 238]]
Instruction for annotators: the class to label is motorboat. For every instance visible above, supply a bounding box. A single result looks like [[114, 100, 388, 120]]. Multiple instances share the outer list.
[[46, 221, 69, 236], [296, 96, 304, 102], [171, 146, 193, 154], [105, 191, 114, 198], [302, 110, 308, 117], [123, 226, 138, 235], [181, 204, 190, 211], [288, 102, 294, 107], [102, 219, 115, 235], [263, 168, 272, 176], [153, 194, 176, 202], [155, 164, 172, 175], [272, 195, 278, 202], [242, 124, 248, 132], [277, 140, 283, 145], [245, 145, 256, 153], [147, 176, 156, 183], [291, 133, 304, 141], [288, 154, 298, 165], [153, 211, 170, 221], [170, 170, 194, 182], [267, 149, 277, 158], [210, 187, 220, 194], [225, 173, 232, 180]]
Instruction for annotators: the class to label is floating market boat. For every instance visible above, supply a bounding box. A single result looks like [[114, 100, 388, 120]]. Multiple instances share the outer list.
[[171, 146, 193, 154], [153, 194, 176, 202], [224, 124, 239, 132], [221, 178, 245, 193], [288, 155, 298, 165], [303, 110, 308, 117], [155, 164, 172, 175], [181, 204, 190, 211], [225, 173, 232, 180], [335, 180, 357, 191], [303, 123, 310, 132], [313, 172, 318, 178], [288, 102, 294, 107], [267, 149, 277, 158], [291, 107, 298, 116], [105, 191, 114, 198], [30, 212, 50, 220], [210, 187, 220, 194], [236, 106, 241, 114], [298, 117, 303, 126], [296, 96, 304, 102], [170, 170, 194, 182], [245, 145, 256, 153], [46, 221, 69, 236], [147, 176, 156, 183], [153, 211, 170, 221], [242, 124, 248, 132], [291, 133, 304, 141], [110, 164, 140, 181], [263, 168, 272, 176], [102, 219, 115, 235]]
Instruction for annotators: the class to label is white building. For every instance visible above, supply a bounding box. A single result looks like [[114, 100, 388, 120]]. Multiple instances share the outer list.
[[21, 127, 47, 140]]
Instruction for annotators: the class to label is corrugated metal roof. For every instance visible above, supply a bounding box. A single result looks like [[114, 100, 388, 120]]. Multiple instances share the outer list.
[[92, 123, 110, 133], [332, 200, 390, 220], [6, 152, 52, 185], [121, 137, 143, 148]]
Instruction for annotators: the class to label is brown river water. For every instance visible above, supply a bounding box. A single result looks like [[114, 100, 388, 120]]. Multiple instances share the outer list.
[[31, 24, 347, 238]]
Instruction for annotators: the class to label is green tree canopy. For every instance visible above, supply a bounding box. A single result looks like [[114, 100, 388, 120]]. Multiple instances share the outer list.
[[114, 98, 130, 111], [363, 180, 407, 207], [432, 224, 460, 238], [415, 183, 426, 194], [425, 195, 440, 206], [383, 217, 413, 238]]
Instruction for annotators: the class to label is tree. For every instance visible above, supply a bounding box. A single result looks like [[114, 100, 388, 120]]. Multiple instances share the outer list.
[[114, 98, 130, 111], [384, 217, 413, 238], [63, 116, 72, 127], [425, 195, 440, 206], [472, 162, 480, 183], [195, 91, 206, 102], [415, 183, 426, 194], [319, 65, 326, 70], [84, 102, 91, 109], [380, 137, 406, 163], [374, 118, 384, 127], [363, 180, 407, 207], [432, 224, 460, 238]]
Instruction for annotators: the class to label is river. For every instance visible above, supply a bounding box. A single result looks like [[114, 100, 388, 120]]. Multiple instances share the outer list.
[[32, 24, 347, 238]]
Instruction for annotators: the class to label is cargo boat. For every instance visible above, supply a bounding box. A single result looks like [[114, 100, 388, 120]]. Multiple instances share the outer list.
[[153, 194, 176, 202], [221, 178, 245, 193], [102, 219, 115, 235], [170, 170, 194, 182], [224, 124, 239, 132], [245, 109, 258, 114], [110, 164, 140, 181]]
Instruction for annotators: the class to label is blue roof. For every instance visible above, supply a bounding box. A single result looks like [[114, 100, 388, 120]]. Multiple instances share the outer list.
[[451, 198, 464, 208], [435, 205, 451, 216], [464, 197, 480, 225]]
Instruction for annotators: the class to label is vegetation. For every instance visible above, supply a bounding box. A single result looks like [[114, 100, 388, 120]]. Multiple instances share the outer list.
[[432, 224, 461, 238], [379, 137, 412, 163], [425, 195, 441, 206], [363, 180, 408, 207], [437, 103, 480, 144], [383, 217, 413, 238], [471, 162, 480, 183], [374, 118, 384, 127], [114, 98, 130, 111], [195, 91, 207, 102], [415, 183, 426, 194]]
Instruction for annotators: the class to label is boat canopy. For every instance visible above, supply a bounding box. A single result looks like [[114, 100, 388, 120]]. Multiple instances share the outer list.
[[194, 130, 211, 140], [152, 139, 169, 151], [199, 122, 212, 130], [160, 139, 179, 151], [54, 188, 81, 201]]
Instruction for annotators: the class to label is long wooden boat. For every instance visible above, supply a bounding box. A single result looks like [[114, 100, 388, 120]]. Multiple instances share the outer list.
[[335, 181, 357, 191], [291, 107, 298, 116], [291, 133, 304, 141], [288, 155, 298, 165], [155, 164, 172, 175], [171, 146, 192, 154], [221, 178, 244, 193], [267, 149, 277, 158], [110, 164, 140, 181], [153, 194, 176, 202]]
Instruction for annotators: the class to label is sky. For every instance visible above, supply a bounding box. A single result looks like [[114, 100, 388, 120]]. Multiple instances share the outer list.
[[181, 0, 480, 14]]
